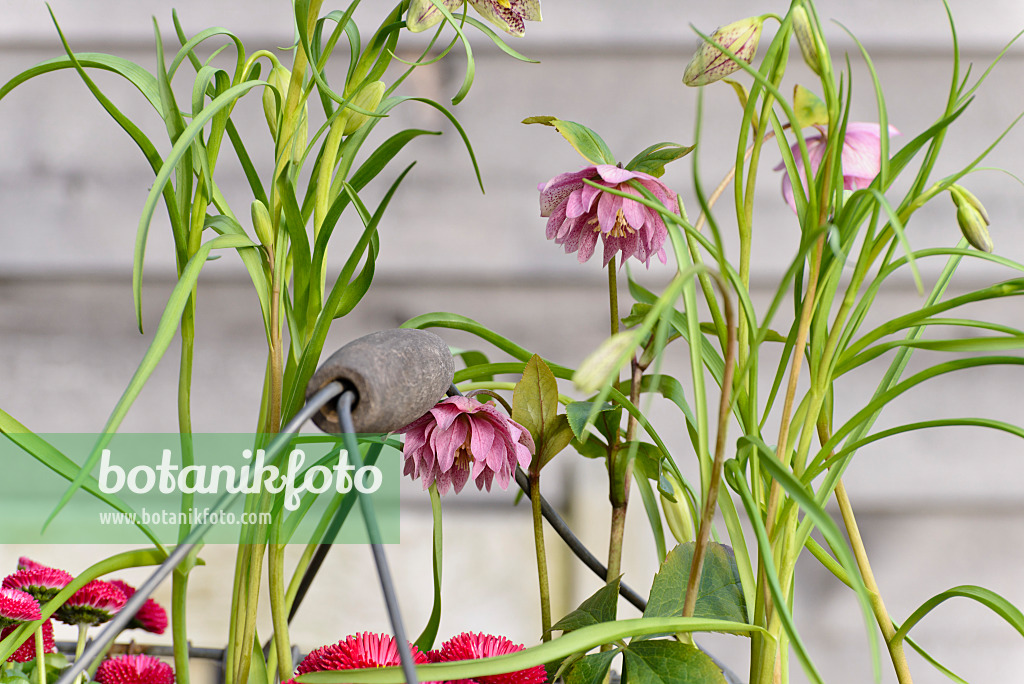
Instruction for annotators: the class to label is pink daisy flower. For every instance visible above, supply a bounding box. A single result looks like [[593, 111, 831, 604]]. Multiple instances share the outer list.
[[398, 396, 535, 495], [285, 633, 434, 684], [775, 122, 900, 213], [54, 580, 126, 626], [3, 566, 73, 603], [2, 619, 55, 663], [109, 581, 168, 635], [0, 588, 41, 628], [437, 632, 547, 684], [539, 164, 676, 267], [95, 654, 174, 684], [16, 558, 47, 572]]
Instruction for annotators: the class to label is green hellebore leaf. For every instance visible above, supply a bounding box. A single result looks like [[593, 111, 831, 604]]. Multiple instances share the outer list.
[[565, 401, 616, 440], [564, 650, 618, 684], [625, 141, 697, 178], [550, 576, 620, 633], [523, 115, 616, 165], [644, 541, 748, 625], [793, 84, 828, 129], [622, 640, 726, 684], [513, 354, 567, 471]]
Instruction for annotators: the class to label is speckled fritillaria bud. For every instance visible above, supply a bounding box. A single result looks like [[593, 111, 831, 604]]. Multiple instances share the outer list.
[[251, 200, 274, 250], [791, 6, 823, 76], [342, 80, 386, 136], [263, 65, 308, 164], [660, 471, 694, 544], [683, 16, 765, 87], [950, 185, 993, 252]]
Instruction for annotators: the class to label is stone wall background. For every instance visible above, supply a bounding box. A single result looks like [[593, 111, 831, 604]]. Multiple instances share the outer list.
[[1, 1, 1023, 682]]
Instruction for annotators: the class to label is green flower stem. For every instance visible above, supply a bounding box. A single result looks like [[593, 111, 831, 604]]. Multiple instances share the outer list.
[[682, 281, 736, 623], [268, 542, 293, 680], [34, 627, 45, 684], [834, 480, 914, 684], [73, 624, 88, 684], [607, 259, 620, 338], [171, 571, 192, 684], [529, 469, 552, 642]]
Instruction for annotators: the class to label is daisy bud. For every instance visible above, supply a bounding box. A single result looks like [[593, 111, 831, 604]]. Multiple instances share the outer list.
[[341, 80, 386, 136], [791, 6, 823, 76], [660, 472, 694, 545], [251, 200, 274, 250], [951, 186, 993, 252], [683, 16, 765, 87]]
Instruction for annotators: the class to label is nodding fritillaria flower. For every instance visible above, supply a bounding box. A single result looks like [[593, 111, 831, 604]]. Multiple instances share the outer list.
[[775, 123, 900, 213], [436, 632, 547, 684], [284, 633, 433, 684], [95, 654, 174, 684], [398, 396, 535, 495], [538, 164, 675, 268], [54, 580, 126, 626], [109, 580, 168, 635], [683, 16, 765, 86], [2, 619, 55, 663], [407, 0, 541, 37], [3, 566, 73, 603], [0, 587, 41, 628]]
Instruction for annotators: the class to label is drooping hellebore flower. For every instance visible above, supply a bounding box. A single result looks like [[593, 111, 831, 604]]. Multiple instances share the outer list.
[[2, 619, 55, 663], [0, 588, 41, 628], [3, 566, 73, 603], [109, 580, 168, 635], [54, 580, 126, 626], [539, 164, 675, 268], [398, 396, 535, 495], [283, 633, 434, 684], [95, 654, 174, 684], [436, 632, 548, 684], [775, 122, 899, 213], [407, 0, 541, 37]]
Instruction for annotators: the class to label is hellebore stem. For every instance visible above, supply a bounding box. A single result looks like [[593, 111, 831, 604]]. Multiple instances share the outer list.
[[529, 469, 552, 642]]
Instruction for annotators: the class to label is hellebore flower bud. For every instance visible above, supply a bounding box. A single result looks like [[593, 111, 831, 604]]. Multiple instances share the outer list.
[[342, 80, 386, 136], [951, 186, 993, 252], [791, 6, 823, 76], [251, 200, 274, 250], [660, 472, 694, 545], [683, 16, 765, 87]]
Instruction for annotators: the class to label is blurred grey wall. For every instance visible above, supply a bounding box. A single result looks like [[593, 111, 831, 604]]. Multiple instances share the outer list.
[[1, 1, 1023, 682]]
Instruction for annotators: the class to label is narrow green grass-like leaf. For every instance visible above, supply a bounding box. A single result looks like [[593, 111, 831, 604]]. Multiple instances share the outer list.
[[47, 234, 256, 528], [132, 79, 267, 329], [424, 0, 475, 105], [635, 474, 667, 564], [299, 617, 764, 684], [893, 585, 1024, 645], [415, 485, 443, 652]]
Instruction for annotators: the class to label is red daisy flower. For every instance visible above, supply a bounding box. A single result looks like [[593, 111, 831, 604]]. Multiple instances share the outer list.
[[109, 581, 168, 635], [2, 619, 55, 663], [16, 558, 47, 572], [0, 588, 41, 628], [95, 654, 174, 684], [437, 632, 547, 684], [54, 580, 126, 626], [286, 633, 434, 684], [3, 567, 73, 604]]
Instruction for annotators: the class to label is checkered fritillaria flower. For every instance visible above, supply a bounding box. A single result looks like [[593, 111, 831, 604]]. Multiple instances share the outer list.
[[407, 0, 541, 37]]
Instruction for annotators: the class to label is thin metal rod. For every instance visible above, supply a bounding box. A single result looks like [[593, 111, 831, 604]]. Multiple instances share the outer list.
[[53, 382, 347, 684], [336, 391, 419, 684], [445, 384, 649, 611]]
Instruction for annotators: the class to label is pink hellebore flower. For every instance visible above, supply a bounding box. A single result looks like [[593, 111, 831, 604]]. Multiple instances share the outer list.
[[398, 396, 535, 495], [539, 164, 675, 268], [776, 122, 899, 212]]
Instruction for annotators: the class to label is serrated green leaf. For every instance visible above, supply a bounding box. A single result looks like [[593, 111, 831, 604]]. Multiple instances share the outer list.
[[551, 577, 620, 633], [570, 437, 607, 460], [622, 641, 726, 684], [624, 142, 696, 178], [644, 542, 747, 624], [523, 116, 615, 165], [564, 651, 617, 684], [566, 401, 615, 440]]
